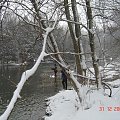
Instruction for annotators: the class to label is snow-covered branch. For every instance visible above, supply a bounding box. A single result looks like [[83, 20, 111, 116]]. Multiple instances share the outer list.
[[61, 19, 94, 34], [48, 51, 92, 56], [0, 20, 57, 120]]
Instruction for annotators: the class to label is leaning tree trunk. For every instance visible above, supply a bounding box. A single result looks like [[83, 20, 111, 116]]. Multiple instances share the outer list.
[[85, 0, 101, 88]]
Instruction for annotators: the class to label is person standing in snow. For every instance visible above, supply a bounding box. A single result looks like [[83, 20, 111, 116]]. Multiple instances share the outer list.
[[61, 69, 67, 90]]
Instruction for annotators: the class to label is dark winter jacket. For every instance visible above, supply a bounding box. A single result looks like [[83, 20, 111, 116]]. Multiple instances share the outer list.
[[61, 70, 67, 81]]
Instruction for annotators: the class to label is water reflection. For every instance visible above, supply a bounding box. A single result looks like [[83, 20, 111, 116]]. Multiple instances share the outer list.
[[0, 63, 62, 120]]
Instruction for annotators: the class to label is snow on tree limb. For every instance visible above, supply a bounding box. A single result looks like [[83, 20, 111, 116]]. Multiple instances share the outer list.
[[0, 21, 57, 120]]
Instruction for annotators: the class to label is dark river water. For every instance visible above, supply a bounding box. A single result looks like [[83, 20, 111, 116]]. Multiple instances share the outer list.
[[0, 63, 62, 120]]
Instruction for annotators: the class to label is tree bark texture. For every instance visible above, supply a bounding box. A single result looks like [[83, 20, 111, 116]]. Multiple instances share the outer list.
[[71, 0, 87, 76], [64, 0, 83, 76], [85, 0, 101, 88]]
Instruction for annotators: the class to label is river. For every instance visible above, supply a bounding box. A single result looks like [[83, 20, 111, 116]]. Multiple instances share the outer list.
[[0, 63, 62, 120]]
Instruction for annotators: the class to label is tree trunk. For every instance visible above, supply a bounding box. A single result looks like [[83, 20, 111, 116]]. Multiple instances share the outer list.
[[85, 0, 101, 88], [64, 0, 83, 76], [71, 0, 87, 76]]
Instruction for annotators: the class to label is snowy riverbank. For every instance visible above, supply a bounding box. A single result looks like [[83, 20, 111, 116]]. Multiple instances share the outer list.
[[43, 84, 120, 120]]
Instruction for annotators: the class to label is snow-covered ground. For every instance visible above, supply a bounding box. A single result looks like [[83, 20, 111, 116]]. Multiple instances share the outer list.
[[43, 63, 120, 120], [44, 85, 120, 120]]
